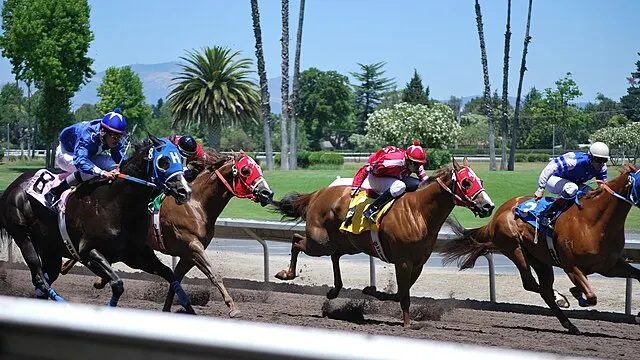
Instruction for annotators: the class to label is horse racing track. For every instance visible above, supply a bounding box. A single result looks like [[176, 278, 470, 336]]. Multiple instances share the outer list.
[[1, 264, 638, 359]]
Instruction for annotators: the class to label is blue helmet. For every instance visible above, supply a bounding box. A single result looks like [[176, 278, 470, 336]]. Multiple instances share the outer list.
[[100, 108, 127, 135]]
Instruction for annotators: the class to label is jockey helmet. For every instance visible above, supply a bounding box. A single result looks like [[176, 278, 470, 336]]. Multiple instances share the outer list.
[[588, 141, 610, 160], [100, 108, 127, 135], [177, 135, 197, 157], [406, 140, 427, 164]]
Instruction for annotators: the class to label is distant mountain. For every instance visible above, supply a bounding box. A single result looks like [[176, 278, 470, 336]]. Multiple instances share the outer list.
[[72, 62, 284, 113]]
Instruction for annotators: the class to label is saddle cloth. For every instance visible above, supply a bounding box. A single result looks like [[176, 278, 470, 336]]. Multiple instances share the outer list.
[[514, 197, 569, 265], [340, 190, 395, 234], [25, 169, 73, 212]]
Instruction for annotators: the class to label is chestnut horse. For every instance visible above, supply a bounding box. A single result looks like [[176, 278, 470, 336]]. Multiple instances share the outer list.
[[270, 157, 495, 327], [63, 150, 273, 317], [441, 163, 640, 334]]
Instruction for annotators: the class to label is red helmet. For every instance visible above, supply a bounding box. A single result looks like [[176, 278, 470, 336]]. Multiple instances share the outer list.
[[406, 140, 426, 164]]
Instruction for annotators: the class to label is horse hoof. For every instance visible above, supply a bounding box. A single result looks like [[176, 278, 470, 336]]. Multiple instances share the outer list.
[[93, 279, 107, 289], [176, 309, 197, 315], [362, 286, 376, 296], [229, 309, 242, 318], [275, 270, 294, 281], [326, 288, 340, 299]]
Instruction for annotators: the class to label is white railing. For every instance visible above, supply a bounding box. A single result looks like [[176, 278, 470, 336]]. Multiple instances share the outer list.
[[0, 296, 577, 360]]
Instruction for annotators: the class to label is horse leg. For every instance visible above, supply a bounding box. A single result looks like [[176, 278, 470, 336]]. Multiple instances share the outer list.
[[503, 246, 542, 293], [189, 241, 240, 318], [162, 257, 193, 312], [396, 260, 414, 328], [12, 232, 64, 302], [529, 258, 580, 334], [362, 260, 425, 302], [85, 249, 124, 307], [598, 257, 640, 281], [275, 233, 306, 280], [124, 246, 196, 315], [565, 266, 597, 307], [327, 252, 344, 299]]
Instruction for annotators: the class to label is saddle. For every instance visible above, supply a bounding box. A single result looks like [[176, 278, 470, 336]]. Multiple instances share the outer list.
[[339, 190, 395, 234]]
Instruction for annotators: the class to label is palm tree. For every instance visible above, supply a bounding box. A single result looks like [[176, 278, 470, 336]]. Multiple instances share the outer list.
[[168, 46, 260, 148], [508, 0, 533, 171], [289, 0, 305, 170], [500, 0, 512, 170], [251, 0, 274, 170], [474, 0, 496, 171], [280, 0, 290, 170]]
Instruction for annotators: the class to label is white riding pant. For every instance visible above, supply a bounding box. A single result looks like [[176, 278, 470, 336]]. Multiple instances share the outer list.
[[545, 176, 579, 198], [55, 144, 116, 181], [367, 173, 421, 198]]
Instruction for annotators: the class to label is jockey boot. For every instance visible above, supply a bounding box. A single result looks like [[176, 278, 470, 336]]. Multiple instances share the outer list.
[[44, 180, 70, 207], [363, 189, 394, 223], [544, 197, 569, 220]]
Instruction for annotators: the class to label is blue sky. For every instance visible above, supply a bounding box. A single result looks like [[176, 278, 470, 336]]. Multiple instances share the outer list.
[[1, 0, 638, 102]]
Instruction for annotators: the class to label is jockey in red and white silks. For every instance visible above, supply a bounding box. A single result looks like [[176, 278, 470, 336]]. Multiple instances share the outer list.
[[351, 140, 428, 222]]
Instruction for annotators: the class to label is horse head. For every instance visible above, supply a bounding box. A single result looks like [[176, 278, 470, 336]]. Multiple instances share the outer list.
[[450, 156, 495, 217], [124, 133, 192, 204], [214, 151, 273, 206], [602, 162, 640, 207]]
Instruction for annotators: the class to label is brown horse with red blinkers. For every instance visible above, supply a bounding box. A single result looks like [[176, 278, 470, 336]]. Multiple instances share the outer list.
[[63, 150, 273, 317], [442, 163, 640, 334], [271, 157, 495, 327]]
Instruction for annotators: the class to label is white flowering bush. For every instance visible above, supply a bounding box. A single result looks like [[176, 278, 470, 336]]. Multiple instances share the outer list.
[[364, 102, 460, 149], [591, 122, 640, 163]]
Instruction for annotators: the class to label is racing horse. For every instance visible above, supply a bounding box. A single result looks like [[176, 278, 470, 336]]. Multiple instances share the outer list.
[[270, 157, 495, 327], [66, 150, 273, 317], [441, 162, 640, 334], [0, 134, 195, 311]]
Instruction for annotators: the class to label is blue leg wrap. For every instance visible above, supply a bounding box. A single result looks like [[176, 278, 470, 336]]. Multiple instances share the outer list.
[[48, 288, 65, 302], [578, 296, 589, 307], [107, 296, 119, 307], [171, 280, 191, 307]]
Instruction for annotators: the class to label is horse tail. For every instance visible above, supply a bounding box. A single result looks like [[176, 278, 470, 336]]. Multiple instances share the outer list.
[[270, 191, 316, 222], [441, 216, 494, 270]]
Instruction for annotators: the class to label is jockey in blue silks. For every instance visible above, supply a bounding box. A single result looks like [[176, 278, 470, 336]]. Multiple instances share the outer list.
[[45, 108, 128, 206], [534, 141, 609, 219]]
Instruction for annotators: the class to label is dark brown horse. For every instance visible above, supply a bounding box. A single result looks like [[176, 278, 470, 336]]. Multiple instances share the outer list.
[[63, 150, 273, 317], [271, 158, 495, 327], [441, 163, 640, 334]]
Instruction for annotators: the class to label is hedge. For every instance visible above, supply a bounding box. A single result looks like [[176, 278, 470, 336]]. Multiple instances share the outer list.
[[426, 149, 452, 170], [274, 151, 342, 168]]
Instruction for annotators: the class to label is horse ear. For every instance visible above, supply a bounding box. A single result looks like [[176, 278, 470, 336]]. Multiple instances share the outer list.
[[147, 132, 162, 146], [463, 156, 470, 167], [452, 155, 461, 171]]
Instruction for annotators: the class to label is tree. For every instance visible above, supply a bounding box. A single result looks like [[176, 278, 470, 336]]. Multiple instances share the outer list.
[[402, 69, 429, 105], [583, 93, 620, 131], [364, 102, 459, 149], [474, 0, 496, 171], [543, 72, 582, 148], [378, 88, 403, 109], [298, 68, 355, 149], [74, 103, 101, 122], [147, 99, 173, 137], [0, 82, 26, 157], [280, 0, 290, 170], [250, 0, 274, 170], [289, 0, 306, 169], [97, 66, 151, 137], [499, 0, 512, 171], [508, 0, 533, 170], [168, 46, 260, 149], [350, 62, 395, 133], [620, 52, 640, 122], [446, 96, 463, 149], [151, 98, 165, 118], [591, 122, 640, 164], [0, 0, 94, 167]]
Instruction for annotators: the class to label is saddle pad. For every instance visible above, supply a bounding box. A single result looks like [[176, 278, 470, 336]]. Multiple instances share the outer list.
[[25, 169, 69, 210], [339, 190, 394, 235]]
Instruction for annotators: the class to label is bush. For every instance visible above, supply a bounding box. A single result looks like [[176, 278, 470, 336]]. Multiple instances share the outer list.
[[0, 147, 4, 162], [426, 149, 451, 170], [275, 151, 338, 168], [515, 153, 528, 162]]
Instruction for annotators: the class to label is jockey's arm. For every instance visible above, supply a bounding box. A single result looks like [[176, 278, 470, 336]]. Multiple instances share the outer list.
[[596, 162, 608, 184], [416, 164, 428, 181], [73, 136, 104, 177], [351, 164, 371, 191]]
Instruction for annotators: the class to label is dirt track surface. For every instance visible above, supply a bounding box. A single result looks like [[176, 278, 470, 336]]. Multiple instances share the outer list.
[[1, 264, 639, 360]]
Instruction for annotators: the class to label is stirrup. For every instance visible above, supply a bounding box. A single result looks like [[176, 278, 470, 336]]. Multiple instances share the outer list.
[[364, 208, 378, 222]]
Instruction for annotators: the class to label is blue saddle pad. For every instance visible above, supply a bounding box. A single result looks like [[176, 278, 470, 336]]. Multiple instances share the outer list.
[[514, 197, 556, 230]]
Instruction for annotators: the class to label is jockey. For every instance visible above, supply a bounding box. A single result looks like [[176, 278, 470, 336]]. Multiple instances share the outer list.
[[534, 141, 609, 219], [351, 140, 428, 222], [168, 134, 205, 181], [45, 108, 127, 206]]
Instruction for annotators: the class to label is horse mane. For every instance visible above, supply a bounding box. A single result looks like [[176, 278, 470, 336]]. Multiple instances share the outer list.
[[120, 139, 153, 170], [420, 166, 452, 189], [188, 149, 232, 177], [583, 162, 639, 200]]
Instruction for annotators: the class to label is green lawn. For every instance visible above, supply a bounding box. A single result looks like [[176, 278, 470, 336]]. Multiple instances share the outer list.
[[2, 159, 639, 229]]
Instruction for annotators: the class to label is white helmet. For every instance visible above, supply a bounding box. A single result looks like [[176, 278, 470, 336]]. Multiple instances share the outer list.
[[589, 142, 610, 160]]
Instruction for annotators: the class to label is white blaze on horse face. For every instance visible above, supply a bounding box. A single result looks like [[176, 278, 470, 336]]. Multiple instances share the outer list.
[[476, 190, 495, 208]]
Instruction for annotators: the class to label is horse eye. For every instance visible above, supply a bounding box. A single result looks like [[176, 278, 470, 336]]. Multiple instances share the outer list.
[[462, 179, 472, 190], [241, 166, 252, 177], [157, 156, 171, 172]]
